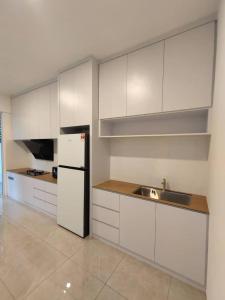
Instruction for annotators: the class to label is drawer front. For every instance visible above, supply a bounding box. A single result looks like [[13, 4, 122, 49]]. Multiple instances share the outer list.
[[34, 180, 57, 195], [92, 205, 119, 228], [93, 189, 119, 211], [34, 188, 57, 205], [92, 220, 119, 244], [30, 196, 57, 216]]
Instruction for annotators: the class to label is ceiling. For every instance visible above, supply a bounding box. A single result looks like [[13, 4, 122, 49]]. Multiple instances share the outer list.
[[0, 0, 219, 96]]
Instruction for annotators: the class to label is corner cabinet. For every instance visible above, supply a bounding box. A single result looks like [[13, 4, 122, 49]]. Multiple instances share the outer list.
[[163, 22, 215, 111], [120, 195, 156, 261], [155, 204, 208, 285], [59, 61, 92, 127], [12, 82, 59, 140]]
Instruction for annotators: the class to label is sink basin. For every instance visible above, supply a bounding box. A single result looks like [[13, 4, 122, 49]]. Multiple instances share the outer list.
[[160, 191, 191, 205], [133, 186, 191, 205]]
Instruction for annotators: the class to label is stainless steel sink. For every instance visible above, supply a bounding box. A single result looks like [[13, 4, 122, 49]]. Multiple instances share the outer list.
[[160, 191, 191, 205], [133, 186, 191, 205]]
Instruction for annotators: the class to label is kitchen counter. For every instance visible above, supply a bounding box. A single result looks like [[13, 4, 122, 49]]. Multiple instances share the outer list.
[[94, 180, 209, 214], [7, 168, 57, 184]]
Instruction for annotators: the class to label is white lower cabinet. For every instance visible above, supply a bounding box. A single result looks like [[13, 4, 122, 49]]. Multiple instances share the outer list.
[[155, 203, 207, 285], [7, 172, 57, 217], [93, 220, 119, 244], [120, 195, 156, 261], [92, 188, 208, 286]]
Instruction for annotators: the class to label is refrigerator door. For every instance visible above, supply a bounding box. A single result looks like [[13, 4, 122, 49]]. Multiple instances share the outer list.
[[57, 167, 85, 236], [58, 134, 85, 168]]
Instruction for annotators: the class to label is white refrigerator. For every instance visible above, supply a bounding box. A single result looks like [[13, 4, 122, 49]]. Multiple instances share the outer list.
[[57, 133, 89, 238]]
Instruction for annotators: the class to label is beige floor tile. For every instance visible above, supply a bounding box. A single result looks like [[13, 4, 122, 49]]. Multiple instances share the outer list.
[[168, 278, 206, 300], [71, 238, 125, 283], [4, 199, 57, 239], [96, 286, 126, 300], [46, 227, 84, 257], [107, 256, 171, 300], [26, 279, 75, 300], [28, 259, 104, 300], [0, 236, 67, 299], [0, 280, 14, 300]]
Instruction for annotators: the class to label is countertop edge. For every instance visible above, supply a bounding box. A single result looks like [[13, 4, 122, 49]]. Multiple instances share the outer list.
[[7, 168, 57, 185], [93, 180, 209, 215]]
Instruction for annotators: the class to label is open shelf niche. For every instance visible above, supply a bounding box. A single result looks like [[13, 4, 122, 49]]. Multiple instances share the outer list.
[[99, 109, 210, 138]]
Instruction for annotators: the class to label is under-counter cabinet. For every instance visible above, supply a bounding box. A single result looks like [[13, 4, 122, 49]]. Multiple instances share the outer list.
[[126, 41, 164, 116], [59, 61, 92, 127], [99, 56, 127, 119], [92, 189, 120, 244], [163, 22, 215, 111], [155, 203, 208, 285], [7, 172, 57, 217], [120, 195, 156, 261]]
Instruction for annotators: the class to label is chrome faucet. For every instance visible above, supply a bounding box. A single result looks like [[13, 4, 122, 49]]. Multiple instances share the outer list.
[[161, 178, 166, 192]]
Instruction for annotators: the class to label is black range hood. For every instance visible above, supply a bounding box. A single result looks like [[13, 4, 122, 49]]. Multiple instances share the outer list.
[[23, 139, 54, 161]]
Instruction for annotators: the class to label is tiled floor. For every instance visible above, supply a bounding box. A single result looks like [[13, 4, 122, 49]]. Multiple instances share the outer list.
[[0, 197, 206, 300]]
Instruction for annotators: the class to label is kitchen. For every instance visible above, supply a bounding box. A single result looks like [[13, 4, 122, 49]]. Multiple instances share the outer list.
[[0, 1, 224, 300]]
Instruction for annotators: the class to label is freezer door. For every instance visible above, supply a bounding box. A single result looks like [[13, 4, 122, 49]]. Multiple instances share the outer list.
[[57, 167, 85, 236], [58, 134, 85, 168]]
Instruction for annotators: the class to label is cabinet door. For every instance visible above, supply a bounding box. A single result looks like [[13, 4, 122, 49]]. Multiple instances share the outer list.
[[24, 90, 39, 139], [163, 22, 215, 112], [126, 42, 164, 116], [38, 85, 51, 138], [59, 61, 92, 127], [12, 96, 25, 140], [59, 68, 76, 127], [50, 82, 59, 138], [99, 56, 127, 119], [120, 195, 156, 261], [155, 204, 207, 285]]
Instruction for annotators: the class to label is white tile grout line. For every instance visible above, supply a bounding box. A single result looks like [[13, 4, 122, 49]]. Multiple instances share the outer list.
[[21, 256, 71, 299]]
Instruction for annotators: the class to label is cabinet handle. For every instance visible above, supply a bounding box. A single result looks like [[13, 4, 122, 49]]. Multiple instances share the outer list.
[[8, 176, 14, 181]]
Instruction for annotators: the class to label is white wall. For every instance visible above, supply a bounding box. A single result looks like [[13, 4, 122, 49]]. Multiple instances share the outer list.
[[207, 1, 225, 299], [110, 136, 209, 195]]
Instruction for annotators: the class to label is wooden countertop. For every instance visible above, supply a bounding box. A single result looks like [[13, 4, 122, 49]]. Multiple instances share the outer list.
[[94, 180, 209, 214], [7, 168, 57, 184]]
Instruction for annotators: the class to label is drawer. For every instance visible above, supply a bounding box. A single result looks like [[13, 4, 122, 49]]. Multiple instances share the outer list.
[[30, 196, 57, 216], [93, 189, 119, 211], [34, 180, 57, 195], [92, 205, 119, 228], [34, 188, 57, 205], [92, 220, 119, 244]]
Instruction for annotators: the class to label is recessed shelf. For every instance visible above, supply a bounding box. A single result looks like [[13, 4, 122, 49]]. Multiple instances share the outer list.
[[99, 109, 210, 138]]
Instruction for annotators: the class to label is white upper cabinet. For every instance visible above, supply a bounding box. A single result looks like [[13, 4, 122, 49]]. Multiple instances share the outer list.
[[155, 203, 208, 285], [99, 56, 127, 119], [38, 85, 51, 139], [59, 61, 92, 127], [126, 41, 164, 116], [38, 82, 59, 139], [12, 82, 59, 140], [50, 82, 59, 138], [163, 22, 215, 112], [120, 195, 156, 261]]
